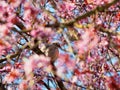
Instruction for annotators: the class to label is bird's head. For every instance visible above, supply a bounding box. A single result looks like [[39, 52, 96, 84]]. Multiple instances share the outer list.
[[52, 42, 61, 48]]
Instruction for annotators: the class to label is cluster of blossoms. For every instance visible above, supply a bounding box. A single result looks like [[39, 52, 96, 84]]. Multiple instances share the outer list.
[[0, 0, 120, 90]]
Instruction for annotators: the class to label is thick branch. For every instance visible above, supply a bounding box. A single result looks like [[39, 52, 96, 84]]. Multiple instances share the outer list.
[[45, 0, 118, 28], [0, 40, 44, 63]]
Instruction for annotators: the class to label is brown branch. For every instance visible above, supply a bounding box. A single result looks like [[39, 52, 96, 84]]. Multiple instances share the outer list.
[[0, 50, 22, 63], [40, 80, 50, 90], [61, 80, 87, 89], [45, 0, 118, 28], [109, 58, 118, 72], [0, 39, 44, 63], [12, 27, 29, 42], [51, 62, 67, 90], [35, 74, 87, 90], [98, 26, 117, 35]]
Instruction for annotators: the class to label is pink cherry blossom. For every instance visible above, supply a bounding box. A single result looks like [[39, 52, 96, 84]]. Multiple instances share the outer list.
[[0, 0, 119, 89]]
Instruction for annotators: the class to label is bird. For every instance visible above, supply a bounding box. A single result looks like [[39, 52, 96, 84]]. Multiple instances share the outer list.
[[45, 42, 67, 90], [45, 42, 60, 65]]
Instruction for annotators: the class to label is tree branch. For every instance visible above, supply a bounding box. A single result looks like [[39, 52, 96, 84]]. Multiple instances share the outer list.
[[36, 74, 87, 90], [0, 50, 22, 63], [40, 80, 50, 90], [45, 0, 118, 28], [0, 39, 44, 63]]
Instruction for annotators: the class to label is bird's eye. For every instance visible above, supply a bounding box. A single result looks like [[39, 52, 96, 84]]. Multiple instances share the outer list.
[[55, 43, 60, 47]]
